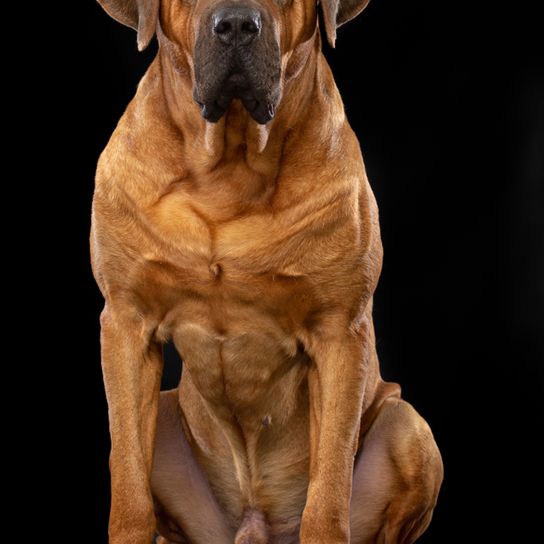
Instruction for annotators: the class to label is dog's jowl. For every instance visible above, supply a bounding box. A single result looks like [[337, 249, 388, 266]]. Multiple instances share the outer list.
[[92, 0, 443, 543]]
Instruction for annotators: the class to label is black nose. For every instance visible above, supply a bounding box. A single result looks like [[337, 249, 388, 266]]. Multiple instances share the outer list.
[[212, 6, 262, 46]]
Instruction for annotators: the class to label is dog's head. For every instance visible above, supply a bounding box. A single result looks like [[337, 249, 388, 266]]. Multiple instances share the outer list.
[[98, 0, 371, 124]]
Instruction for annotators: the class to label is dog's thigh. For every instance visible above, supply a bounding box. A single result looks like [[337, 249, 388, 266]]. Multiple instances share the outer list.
[[350, 398, 443, 544], [152, 390, 234, 544]]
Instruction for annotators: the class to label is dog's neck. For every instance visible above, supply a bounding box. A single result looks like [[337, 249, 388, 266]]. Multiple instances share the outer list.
[[154, 30, 332, 173]]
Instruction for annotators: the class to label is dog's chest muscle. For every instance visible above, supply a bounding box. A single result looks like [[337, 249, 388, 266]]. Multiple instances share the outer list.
[[147, 190, 277, 270], [144, 179, 356, 280]]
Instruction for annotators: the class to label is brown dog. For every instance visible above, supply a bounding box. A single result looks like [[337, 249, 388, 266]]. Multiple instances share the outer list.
[[92, 0, 443, 542]]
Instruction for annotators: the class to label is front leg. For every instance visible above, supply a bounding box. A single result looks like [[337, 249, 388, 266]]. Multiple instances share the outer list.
[[300, 321, 370, 544], [100, 303, 163, 544]]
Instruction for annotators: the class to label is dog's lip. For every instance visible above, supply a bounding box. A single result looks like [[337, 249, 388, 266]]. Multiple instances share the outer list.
[[199, 97, 275, 125], [196, 76, 276, 124], [195, 67, 278, 124], [242, 97, 258, 112], [247, 100, 275, 124], [199, 100, 226, 123]]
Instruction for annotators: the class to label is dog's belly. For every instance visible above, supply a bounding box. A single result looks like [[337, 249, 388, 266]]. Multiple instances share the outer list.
[[171, 315, 311, 531]]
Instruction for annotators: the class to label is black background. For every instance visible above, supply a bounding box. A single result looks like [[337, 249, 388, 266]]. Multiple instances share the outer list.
[[57, 1, 542, 542]]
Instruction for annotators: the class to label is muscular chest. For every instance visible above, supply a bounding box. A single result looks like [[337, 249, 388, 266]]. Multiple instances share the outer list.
[[94, 176, 367, 356], [94, 169, 371, 357], [131, 190, 338, 409], [142, 180, 357, 279]]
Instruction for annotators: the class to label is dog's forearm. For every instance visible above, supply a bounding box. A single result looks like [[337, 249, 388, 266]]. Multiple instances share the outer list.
[[300, 324, 369, 544], [100, 304, 163, 544]]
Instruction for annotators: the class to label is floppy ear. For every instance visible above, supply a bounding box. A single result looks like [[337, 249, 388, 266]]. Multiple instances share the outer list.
[[319, 0, 372, 48], [97, 0, 159, 51]]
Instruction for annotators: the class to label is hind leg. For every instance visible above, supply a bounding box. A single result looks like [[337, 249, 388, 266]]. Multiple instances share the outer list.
[[350, 398, 443, 544], [151, 390, 235, 544]]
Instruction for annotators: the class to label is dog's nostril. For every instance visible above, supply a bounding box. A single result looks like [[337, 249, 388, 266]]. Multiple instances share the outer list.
[[214, 20, 232, 35], [241, 20, 259, 34]]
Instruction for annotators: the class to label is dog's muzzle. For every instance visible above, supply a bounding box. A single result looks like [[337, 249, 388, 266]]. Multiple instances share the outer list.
[[193, 2, 281, 125]]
